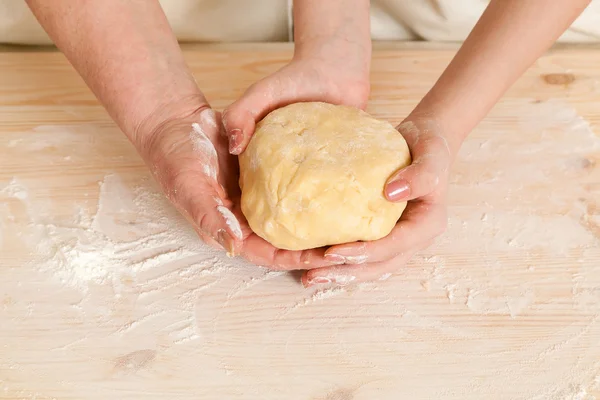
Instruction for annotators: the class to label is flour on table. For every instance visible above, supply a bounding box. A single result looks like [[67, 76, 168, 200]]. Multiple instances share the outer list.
[[1, 178, 28, 201], [1, 99, 600, 400], [29, 174, 245, 292]]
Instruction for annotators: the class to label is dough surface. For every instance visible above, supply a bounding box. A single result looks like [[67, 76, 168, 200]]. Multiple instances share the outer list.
[[239, 102, 412, 251]]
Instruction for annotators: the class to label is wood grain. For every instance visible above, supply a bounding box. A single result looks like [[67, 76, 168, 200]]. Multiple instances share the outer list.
[[1, 43, 599, 400]]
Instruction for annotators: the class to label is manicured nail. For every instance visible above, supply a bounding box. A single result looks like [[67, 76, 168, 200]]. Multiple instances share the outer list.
[[228, 129, 243, 154], [217, 229, 236, 257], [386, 179, 410, 201]]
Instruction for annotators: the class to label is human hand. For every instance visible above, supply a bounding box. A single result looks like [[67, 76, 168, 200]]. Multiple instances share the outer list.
[[222, 52, 370, 155], [220, 51, 372, 269], [133, 100, 246, 255], [301, 118, 453, 286], [134, 99, 344, 270]]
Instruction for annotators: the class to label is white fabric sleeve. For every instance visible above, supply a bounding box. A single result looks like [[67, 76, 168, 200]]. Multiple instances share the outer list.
[[2, 0, 600, 44], [373, 0, 600, 42], [0, 0, 290, 45]]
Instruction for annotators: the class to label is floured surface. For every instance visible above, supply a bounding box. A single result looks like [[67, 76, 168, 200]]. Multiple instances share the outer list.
[[1, 46, 600, 400]]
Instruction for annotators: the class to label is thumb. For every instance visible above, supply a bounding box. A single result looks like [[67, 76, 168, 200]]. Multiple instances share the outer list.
[[223, 72, 310, 155], [223, 79, 287, 155], [385, 135, 451, 202]]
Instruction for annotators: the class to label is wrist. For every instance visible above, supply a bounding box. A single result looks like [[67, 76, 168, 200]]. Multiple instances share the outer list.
[[294, 35, 370, 76], [293, 37, 371, 98], [292, 0, 371, 82], [293, 0, 371, 59], [285, 54, 370, 110]]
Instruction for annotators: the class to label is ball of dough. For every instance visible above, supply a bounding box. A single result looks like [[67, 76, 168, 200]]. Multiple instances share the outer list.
[[239, 102, 412, 251]]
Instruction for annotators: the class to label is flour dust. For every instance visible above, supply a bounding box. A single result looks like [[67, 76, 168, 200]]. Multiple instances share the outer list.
[[1, 99, 600, 399]]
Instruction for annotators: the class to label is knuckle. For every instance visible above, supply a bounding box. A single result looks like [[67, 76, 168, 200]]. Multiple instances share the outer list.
[[422, 170, 441, 191], [428, 135, 452, 161], [407, 166, 439, 193]]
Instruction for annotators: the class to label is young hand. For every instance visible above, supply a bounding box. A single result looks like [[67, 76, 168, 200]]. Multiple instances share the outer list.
[[302, 118, 452, 286], [222, 54, 370, 155]]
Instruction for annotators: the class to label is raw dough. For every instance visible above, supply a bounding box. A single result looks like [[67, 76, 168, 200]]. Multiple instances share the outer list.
[[239, 102, 412, 251]]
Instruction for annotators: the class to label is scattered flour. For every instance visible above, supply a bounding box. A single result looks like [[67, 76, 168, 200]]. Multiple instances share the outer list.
[[30, 175, 237, 292], [1, 98, 600, 399], [323, 274, 357, 285], [1, 178, 28, 201]]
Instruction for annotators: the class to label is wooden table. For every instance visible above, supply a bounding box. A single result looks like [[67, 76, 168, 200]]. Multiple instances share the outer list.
[[1, 43, 599, 400]]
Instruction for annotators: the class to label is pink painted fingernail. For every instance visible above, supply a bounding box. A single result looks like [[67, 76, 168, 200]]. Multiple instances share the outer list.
[[228, 129, 243, 154], [386, 179, 410, 201]]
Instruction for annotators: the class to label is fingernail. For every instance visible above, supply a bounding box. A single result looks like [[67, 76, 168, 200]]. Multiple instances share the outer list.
[[228, 129, 243, 154], [386, 179, 410, 201], [217, 229, 236, 257]]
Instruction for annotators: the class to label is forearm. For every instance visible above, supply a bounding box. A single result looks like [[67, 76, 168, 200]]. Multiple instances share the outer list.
[[26, 0, 203, 144], [293, 0, 371, 75], [410, 0, 591, 155]]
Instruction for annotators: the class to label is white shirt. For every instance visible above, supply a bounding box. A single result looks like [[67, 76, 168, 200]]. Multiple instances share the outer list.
[[1, 0, 600, 45]]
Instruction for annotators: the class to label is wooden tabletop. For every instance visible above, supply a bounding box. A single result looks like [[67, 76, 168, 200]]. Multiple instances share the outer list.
[[1, 43, 599, 400]]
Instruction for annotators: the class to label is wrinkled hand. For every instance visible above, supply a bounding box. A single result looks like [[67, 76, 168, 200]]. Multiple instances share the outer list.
[[134, 102, 245, 255], [302, 119, 453, 287], [222, 56, 370, 155], [134, 100, 342, 270]]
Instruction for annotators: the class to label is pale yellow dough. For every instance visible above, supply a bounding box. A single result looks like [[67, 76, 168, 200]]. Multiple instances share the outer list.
[[239, 102, 412, 251]]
